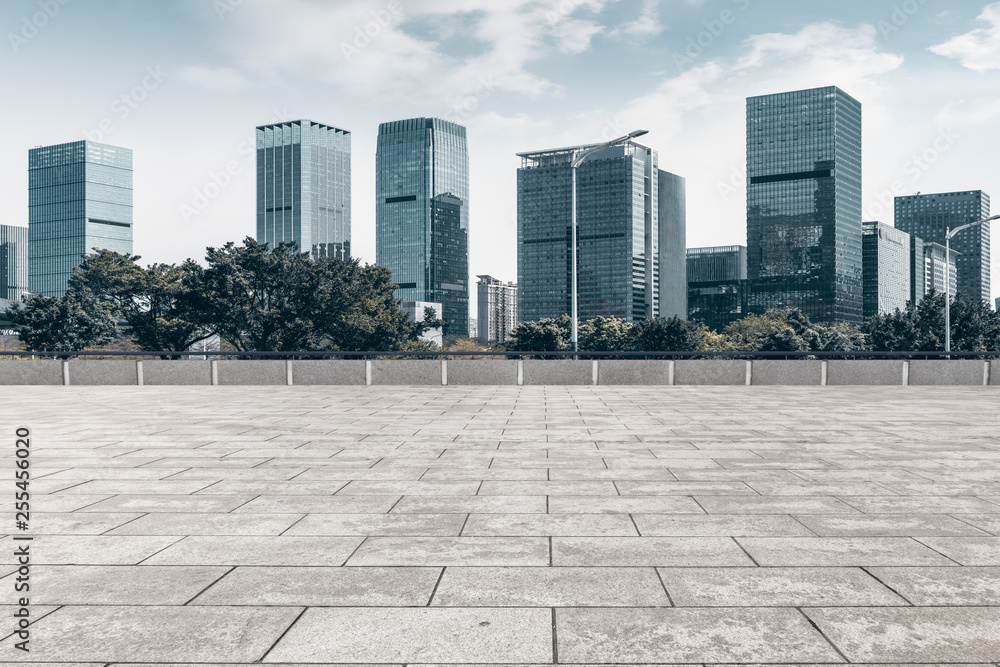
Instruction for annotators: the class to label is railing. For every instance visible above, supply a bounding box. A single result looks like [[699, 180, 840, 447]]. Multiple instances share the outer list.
[[2, 350, 999, 359]]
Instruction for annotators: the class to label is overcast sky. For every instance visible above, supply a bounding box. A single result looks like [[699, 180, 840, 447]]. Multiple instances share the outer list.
[[2, 0, 999, 306]]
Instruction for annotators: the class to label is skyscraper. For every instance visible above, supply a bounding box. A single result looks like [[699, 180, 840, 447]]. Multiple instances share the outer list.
[[257, 119, 351, 261], [908, 235, 926, 306], [0, 225, 28, 306], [516, 140, 684, 322], [376, 118, 469, 337], [862, 222, 910, 318], [477, 275, 518, 344], [894, 191, 990, 303], [924, 242, 959, 298], [28, 141, 133, 297], [687, 245, 747, 331], [746, 86, 863, 324]]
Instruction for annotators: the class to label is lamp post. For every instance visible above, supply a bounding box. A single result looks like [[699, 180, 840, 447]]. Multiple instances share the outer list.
[[570, 129, 649, 358], [944, 214, 999, 354]]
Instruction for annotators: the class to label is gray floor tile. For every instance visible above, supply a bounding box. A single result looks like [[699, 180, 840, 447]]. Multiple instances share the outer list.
[[431, 566, 669, 606], [548, 496, 705, 514], [77, 494, 255, 513], [796, 513, 993, 537], [29, 512, 144, 535], [868, 566, 1000, 605], [108, 512, 301, 536], [143, 536, 364, 566], [263, 607, 553, 663], [552, 537, 755, 566], [462, 513, 639, 536], [739, 537, 958, 566], [29, 565, 229, 605], [232, 495, 401, 514], [392, 495, 547, 514], [696, 496, 860, 514], [633, 514, 814, 537], [0, 535, 181, 565], [283, 513, 467, 536], [917, 536, 1000, 565], [347, 537, 549, 566]]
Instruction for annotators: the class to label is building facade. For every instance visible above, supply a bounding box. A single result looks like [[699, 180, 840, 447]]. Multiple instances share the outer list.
[[28, 141, 133, 297], [862, 222, 911, 318], [746, 86, 864, 324], [376, 118, 469, 337], [0, 225, 29, 305], [687, 245, 747, 332], [908, 235, 926, 307], [924, 242, 959, 298], [256, 119, 351, 260], [476, 275, 518, 344], [894, 191, 990, 303], [517, 140, 684, 323]]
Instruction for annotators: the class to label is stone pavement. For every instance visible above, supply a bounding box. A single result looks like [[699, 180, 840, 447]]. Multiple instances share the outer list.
[[1, 385, 1000, 665]]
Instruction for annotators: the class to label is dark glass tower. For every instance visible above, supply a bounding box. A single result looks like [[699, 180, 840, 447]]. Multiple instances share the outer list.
[[687, 245, 747, 331], [746, 86, 863, 324], [28, 141, 133, 297], [894, 190, 990, 303], [256, 120, 351, 261], [517, 141, 684, 323], [376, 118, 469, 337]]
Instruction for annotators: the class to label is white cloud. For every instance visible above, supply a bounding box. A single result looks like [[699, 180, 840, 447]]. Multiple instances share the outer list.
[[930, 3, 1000, 72], [175, 65, 248, 93], [936, 97, 1000, 126], [610, 0, 664, 42]]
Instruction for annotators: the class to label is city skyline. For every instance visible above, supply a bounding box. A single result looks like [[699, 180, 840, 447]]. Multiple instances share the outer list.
[[3, 0, 1000, 311]]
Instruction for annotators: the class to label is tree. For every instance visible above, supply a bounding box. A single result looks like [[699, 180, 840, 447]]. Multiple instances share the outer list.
[[4, 292, 118, 354], [506, 315, 573, 354], [864, 292, 1000, 353], [67, 250, 210, 356], [631, 317, 706, 352], [580, 316, 633, 352]]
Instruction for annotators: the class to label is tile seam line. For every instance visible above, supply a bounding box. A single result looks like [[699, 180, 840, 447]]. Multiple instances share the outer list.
[[183, 564, 237, 605], [798, 606, 852, 663], [256, 604, 309, 663], [859, 565, 915, 606]]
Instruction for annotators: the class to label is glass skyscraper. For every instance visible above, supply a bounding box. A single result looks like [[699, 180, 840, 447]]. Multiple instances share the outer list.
[[746, 86, 863, 324], [687, 245, 747, 332], [28, 141, 133, 297], [894, 190, 990, 303], [376, 118, 469, 337], [1, 224, 29, 305], [862, 222, 911, 318], [516, 140, 685, 323], [257, 120, 351, 261]]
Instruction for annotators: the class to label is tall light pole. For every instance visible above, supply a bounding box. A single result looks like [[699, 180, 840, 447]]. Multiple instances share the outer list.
[[944, 214, 999, 354], [570, 129, 649, 357]]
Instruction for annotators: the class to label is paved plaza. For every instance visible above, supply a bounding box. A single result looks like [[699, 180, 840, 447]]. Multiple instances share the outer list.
[[2, 384, 1000, 665]]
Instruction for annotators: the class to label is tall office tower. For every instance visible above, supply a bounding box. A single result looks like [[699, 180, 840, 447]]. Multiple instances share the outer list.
[[894, 191, 990, 303], [477, 275, 518, 344], [687, 245, 747, 332], [659, 171, 687, 319], [376, 118, 469, 337], [924, 242, 959, 298], [908, 236, 926, 306], [746, 86, 863, 324], [257, 120, 351, 261], [995, 297, 999, 312], [517, 140, 684, 322], [0, 225, 29, 306], [862, 222, 911, 318], [28, 141, 133, 297]]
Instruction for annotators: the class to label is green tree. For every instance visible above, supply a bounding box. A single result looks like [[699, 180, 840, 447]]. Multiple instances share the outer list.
[[631, 317, 706, 352], [864, 292, 1000, 352], [4, 292, 118, 354], [506, 315, 573, 354], [579, 316, 634, 352]]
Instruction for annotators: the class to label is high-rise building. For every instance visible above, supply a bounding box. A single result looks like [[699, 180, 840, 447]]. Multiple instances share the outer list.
[[894, 191, 990, 303], [0, 225, 29, 306], [924, 242, 959, 298], [376, 118, 469, 337], [477, 275, 518, 344], [468, 318, 478, 340], [746, 86, 863, 324], [995, 297, 999, 312], [516, 140, 685, 322], [908, 235, 926, 307], [862, 222, 911, 318], [28, 141, 133, 297], [256, 120, 351, 261], [687, 245, 747, 331]]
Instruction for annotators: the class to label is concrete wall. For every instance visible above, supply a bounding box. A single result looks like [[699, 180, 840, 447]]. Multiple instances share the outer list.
[[0, 359, 996, 386]]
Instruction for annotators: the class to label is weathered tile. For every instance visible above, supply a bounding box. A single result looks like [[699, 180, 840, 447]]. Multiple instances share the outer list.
[[77, 494, 255, 513], [556, 608, 843, 663], [633, 514, 814, 537], [432, 566, 669, 606], [796, 514, 992, 537], [284, 513, 466, 536], [0, 535, 180, 565], [478, 481, 619, 496], [143, 536, 364, 566], [917, 536, 1000, 565], [232, 495, 401, 514], [548, 496, 704, 514], [263, 607, 553, 663], [392, 495, 547, 514], [31, 565, 229, 604], [347, 537, 549, 566], [194, 566, 441, 606], [462, 513, 638, 536], [552, 537, 754, 566], [838, 496, 1000, 514], [616, 481, 759, 495], [108, 512, 300, 536], [29, 512, 144, 535], [739, 537, 957, 566], [696, 496, 859, 514], [659, 566, 906, 606], [868, 566, 1000, 605]]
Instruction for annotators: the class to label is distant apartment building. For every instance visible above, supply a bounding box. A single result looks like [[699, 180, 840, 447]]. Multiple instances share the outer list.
[[687, 245, 747, 332], [468, 318, 478, 340], [256, 119, 351, 260], [477, 275, 518, 344], [28, 141, 133, 297], [895, 191, 990, 303], [862, 222, 910, 318], [376, 118, 469, 337], [0, 225, 29, 306], [516, 140, 685, 323], [924, 243, 959, 298], [746, 86, 864, 324]]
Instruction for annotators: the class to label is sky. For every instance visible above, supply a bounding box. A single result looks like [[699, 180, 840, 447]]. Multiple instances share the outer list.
[[2, 0, 1000, 309]]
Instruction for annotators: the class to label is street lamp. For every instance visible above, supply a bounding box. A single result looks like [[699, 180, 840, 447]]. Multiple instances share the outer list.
[[570, 129, 649, 357], [944, 214, 1000, 354]]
